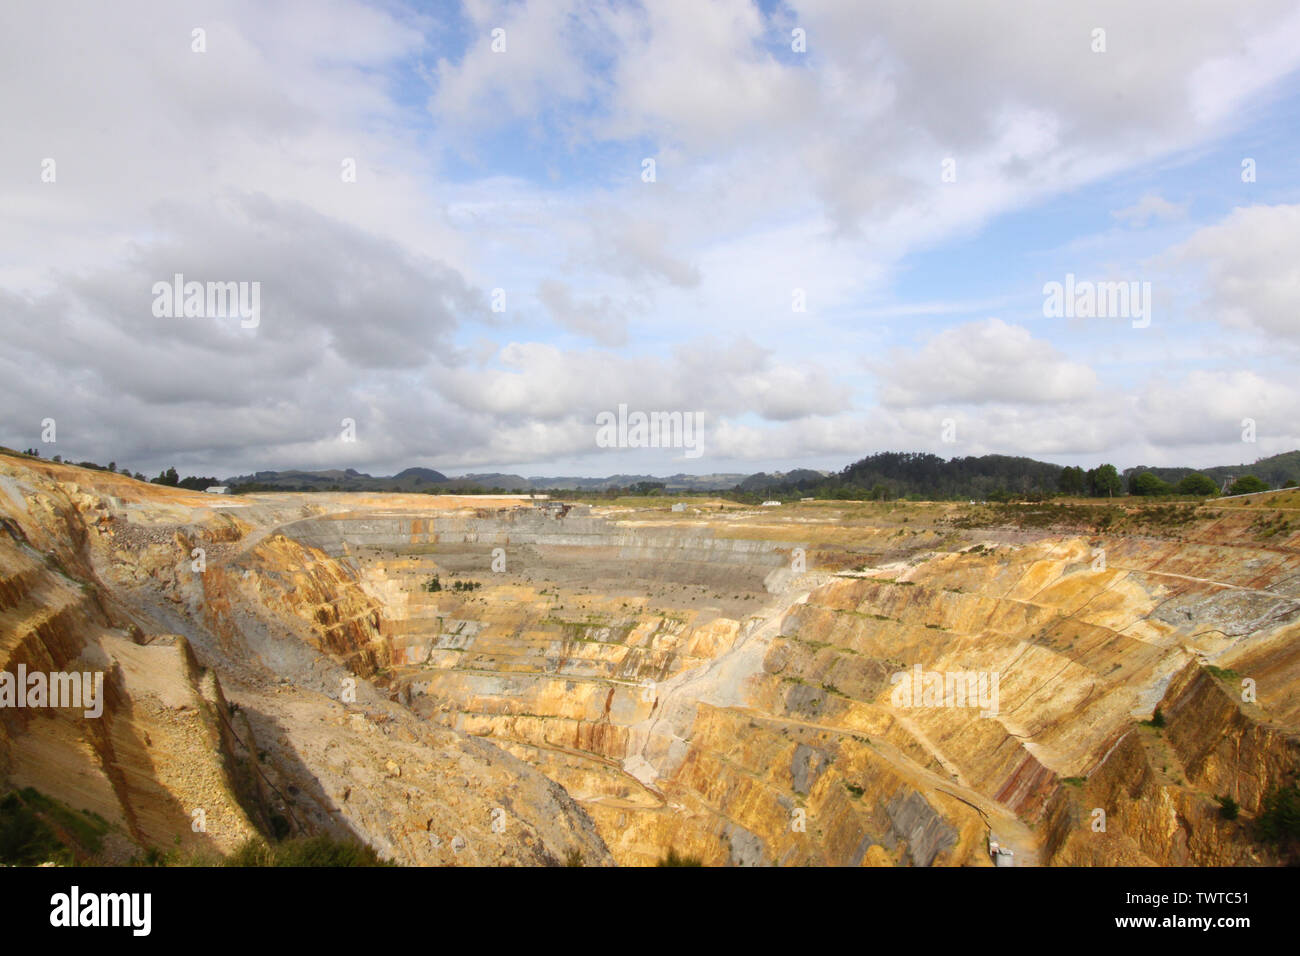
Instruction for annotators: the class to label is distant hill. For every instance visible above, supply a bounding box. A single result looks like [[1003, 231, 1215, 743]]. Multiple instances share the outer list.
[[751, 452, 1065, 500], [225, 467, 448, 492], [530, 473, 748, 491], [222, 467, 744, 493], [1123, 451, 1300, 490], [221, 449, 1300, 498], [392, 467, 450, 483], [737, 469, 829, 491], [757, 449, 1300, 501], [441, 473, 532, 491]]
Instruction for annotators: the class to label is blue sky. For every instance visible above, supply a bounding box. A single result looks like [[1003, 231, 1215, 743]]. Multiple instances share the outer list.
[[2, 0, 1299, 479]]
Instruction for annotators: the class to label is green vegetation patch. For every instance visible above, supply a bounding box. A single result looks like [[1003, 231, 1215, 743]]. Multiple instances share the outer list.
[[1140, 708, 1166, 729], [656, 848, 703, 866], [1255, 784, 1300, 850], [1204, 664, 1240, 681], [0, 788, 111, 865], [224, 835, 391, 867]]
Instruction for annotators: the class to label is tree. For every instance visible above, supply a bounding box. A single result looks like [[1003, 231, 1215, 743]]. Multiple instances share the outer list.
[[1131, 472, 1173, 496], [107, 462, 116, 473], [153, 467, 180, 487], [1088, 464, 1122, 497], [1058, 466, 1086, 496], [1226, 475, 1269, 496], [1255, 784, 1300, 862], [1217, 795, 1239, 821], [1176, 473, 1219, 496]]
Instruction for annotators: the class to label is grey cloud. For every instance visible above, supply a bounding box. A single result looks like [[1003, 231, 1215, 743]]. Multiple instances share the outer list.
[[536, 279, 630, 345]]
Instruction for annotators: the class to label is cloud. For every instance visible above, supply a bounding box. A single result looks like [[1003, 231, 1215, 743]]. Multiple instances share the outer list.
[[877, 319, 1099, 408], [536, 280, 630, 345], [1134, 369, 1300, 447], [1172, 203, 1300, 341], [2, 0, 1299, 479], [1112, 194, 1189, 227]]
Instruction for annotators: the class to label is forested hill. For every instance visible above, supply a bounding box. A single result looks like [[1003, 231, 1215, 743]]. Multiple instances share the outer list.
[[757, 452, 1065, 500], [1122, 450, 1300, 490]]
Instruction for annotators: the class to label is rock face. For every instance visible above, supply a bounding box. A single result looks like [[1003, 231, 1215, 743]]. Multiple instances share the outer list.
[[3, 450, 1298, 866], [0, 456, 613, 866]]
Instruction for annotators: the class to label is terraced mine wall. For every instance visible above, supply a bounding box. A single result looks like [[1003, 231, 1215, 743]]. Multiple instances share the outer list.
[[0, 487, 268, 861], [0, 460, 617, 866], [280, 509, 795, 592], [254, 501, 1300, 867]]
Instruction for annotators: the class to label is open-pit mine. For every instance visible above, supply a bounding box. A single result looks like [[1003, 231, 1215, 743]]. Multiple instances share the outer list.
[[2, 449, 1298, 866]]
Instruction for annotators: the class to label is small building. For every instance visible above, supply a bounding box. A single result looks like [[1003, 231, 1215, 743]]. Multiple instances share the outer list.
[[536, 500, 571, 518], [988, 838, 1015, 867], [204, 486, 229, 494], [761, 500, 781, 507], [671, 503, 686, 512]]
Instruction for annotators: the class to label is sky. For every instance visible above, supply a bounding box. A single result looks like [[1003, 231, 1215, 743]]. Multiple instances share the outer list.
[[2, 0, 1299, 480]]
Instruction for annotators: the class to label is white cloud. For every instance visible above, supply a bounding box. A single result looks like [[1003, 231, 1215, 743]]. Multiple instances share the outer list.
[[877, 319, 1099, 408], [1113, 194, 1189, 227], [1172, 203, 1300, 341]]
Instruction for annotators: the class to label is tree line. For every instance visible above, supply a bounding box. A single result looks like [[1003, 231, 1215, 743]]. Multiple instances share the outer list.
[[747, 452, 1287, 502], [17, 449, 218, 490]]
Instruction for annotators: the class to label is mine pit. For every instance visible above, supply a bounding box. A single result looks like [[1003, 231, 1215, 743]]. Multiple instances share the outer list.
[[3, 460, 1299, 866]]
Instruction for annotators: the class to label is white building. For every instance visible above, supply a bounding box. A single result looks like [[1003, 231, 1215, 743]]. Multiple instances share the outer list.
[[205, 486, 229, 494], [761, 500, 781, 507]]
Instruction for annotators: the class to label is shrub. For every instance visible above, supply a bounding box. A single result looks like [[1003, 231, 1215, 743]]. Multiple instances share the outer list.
[[1141, 708, 1166, 729], [0, 788, 109, 865], [1226, 475, 1269, 496], [1131, 472, 1174, 496], [1216, 795, 1239, 821], [0, 791, 69, 866], [1255, 784, 1300, 849], [656, 848, 703, 866], [1176, 473, 1219, 496], [225, 835, 390, 867]]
